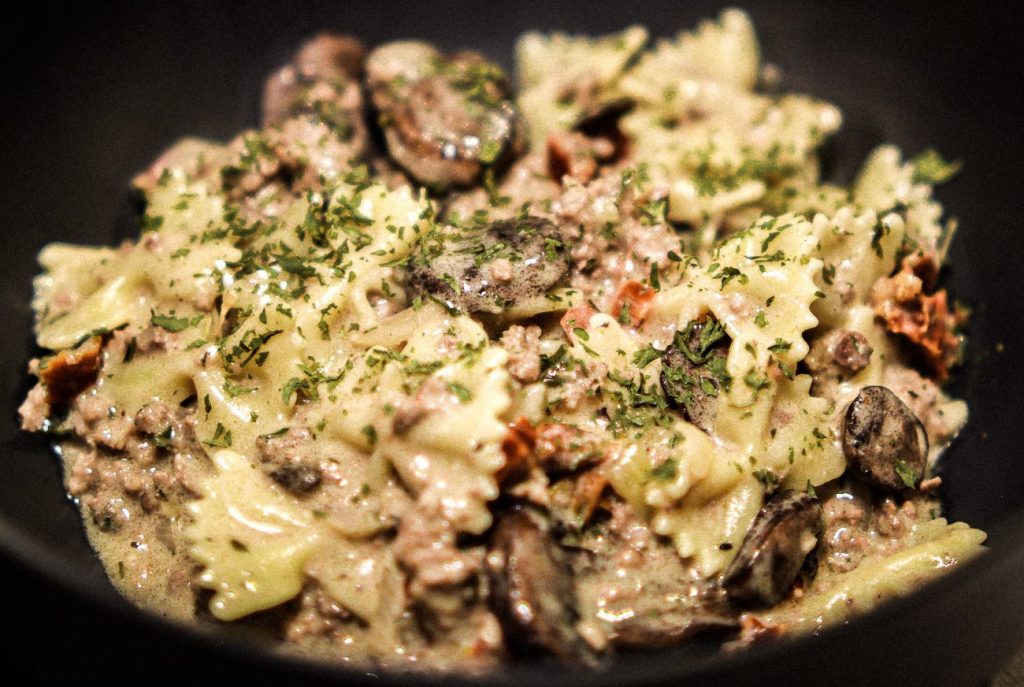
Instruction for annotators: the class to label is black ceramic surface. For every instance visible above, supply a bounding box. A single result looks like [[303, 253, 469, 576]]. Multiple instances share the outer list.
[[1, 2, 1022, 684]]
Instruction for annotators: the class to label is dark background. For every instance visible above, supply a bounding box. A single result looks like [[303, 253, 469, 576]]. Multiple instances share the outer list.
[[2, 1, 1023, 685]]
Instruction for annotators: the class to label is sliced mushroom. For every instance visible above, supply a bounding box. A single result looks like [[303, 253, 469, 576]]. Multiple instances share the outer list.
[[268, 464, 322, 495], [610, 585, 738, 648], [486, 507, 586, 659], [723, 490, 824, 609], [39, 336, 103, 405], [660, 319, 731, 433], [574, 97, 635, 137], [843, 385, 929, 491], [262, 33, 367, 127], [832, 330, 873, 373], [227, 36, 369, 209], [409, 216, 569, 314], [533, 423, 605, 474], [365, 41, 524, 189]]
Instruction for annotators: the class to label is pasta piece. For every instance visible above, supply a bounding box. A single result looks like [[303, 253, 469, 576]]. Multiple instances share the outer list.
[[186, 449, 323, 621], [756, 519, 985, 630], [516, 26, 649, 143]]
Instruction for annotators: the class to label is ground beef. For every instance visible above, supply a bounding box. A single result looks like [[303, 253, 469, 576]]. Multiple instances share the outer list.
[[805, 328, 874, 398], [819, 480, 928, 574], [554, 170, 677, 312], [547, 358, 606, 412], [546, 131, 617, 184], [64, 398, 206, 533], [571, 497, 733, 650], [391, 376, 461, 436], [393, 501, 482, 593], [70, 393, 134, 451], [18, 382, 49, 432], [285, 585, 355, 642], [500, 324, 542, 383], [392, 500, 499, 660], [883, 365, 964, 447]]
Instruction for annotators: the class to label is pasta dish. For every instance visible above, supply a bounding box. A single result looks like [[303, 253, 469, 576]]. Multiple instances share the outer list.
[[18, 9, 983, 670]]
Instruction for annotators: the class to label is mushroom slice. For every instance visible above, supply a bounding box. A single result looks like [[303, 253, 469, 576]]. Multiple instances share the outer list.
[[262, 33, 368, 135], [574, 96, 635, 137], [268, 464, 322, 495], [366, 41, 525, 189], [832, 330, 873, 372], [610, 585, 738, 649], [659, 318, 731, 433], [486, 506, 587, 659], [843, 385, 930, 491], [723, 490, 824, 608], [39, 335, 103, 405], [409, 216, 569, 314]]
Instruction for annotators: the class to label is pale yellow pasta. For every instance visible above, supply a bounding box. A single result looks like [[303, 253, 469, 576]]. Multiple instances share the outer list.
[[516, 25, 649, 144], [186, 449, 324, 621], [757, 519, 986, 629]]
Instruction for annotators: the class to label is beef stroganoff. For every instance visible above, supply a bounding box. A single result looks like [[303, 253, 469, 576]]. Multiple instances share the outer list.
[[19, 9, 982, 670]]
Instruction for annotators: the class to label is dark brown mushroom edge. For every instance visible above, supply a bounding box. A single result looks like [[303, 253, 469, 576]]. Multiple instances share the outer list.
[[16, 12, 983, 675]]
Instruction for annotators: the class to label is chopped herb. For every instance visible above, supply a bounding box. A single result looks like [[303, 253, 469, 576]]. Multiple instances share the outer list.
[[618, 301, 632, 325], [150, 310, 191, 332], [361, 424, 378, 447], [911, 149, 961, 184], [894, 458, 918, 488], [203, 422, 233, 448], [743, 369, 770, 392], [753, 468, 780, 488], [478, 138, 502, 165], [151, 426, 173, 449], [448, 381, 473, 402], [123, 338, 138, 363], [141, 214, 164, 232], [275, 253, 317, 279], [540, 344, 568, 372], [649, 458, 679, 481], [632, 345, 664, 368], [224, 379, 256, 398]]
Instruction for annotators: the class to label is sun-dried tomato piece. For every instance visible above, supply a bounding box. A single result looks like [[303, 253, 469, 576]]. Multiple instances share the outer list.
[[498, 417, 538, 485], [871, 253, 962, 379], [559, 302, 597, 344], [567, 470, 608, 529], [610, 279, 656, 326]]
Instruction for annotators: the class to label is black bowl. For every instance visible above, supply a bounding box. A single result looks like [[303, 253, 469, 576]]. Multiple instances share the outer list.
[[2, 2, 1023, 684]]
